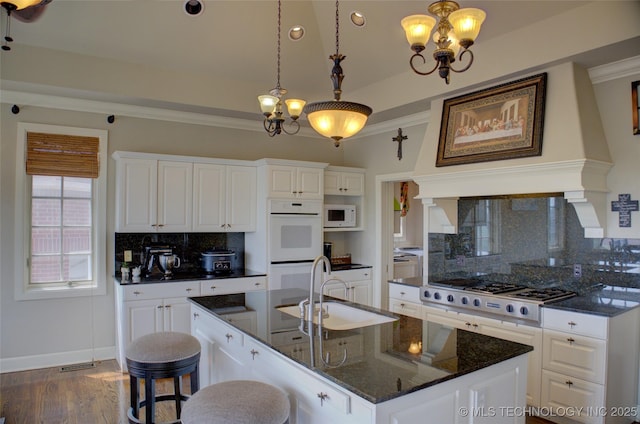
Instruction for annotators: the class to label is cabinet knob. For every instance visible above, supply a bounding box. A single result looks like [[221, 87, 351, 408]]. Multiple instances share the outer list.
[[186, 288, 192, 292], [133, 291, 141, 295], [220, 224, 225, 228], [250, 349, 259, 360], [465, 322, 472, 327], [317, 392, 329, 406], [225, 333, 233, 342], [400, 303, 406, 308], [400, 291, 406, 296], [568, 321, 577, 328], [472, 324, 478, 328], [254, 282, 261, 286], [157, 224, 165, 228], [165, 304, 171, 308], [157, 305, 163, 309], [210, 286, 216, 291], [565, 380, 573, 387], [567, 337, 575, 344]]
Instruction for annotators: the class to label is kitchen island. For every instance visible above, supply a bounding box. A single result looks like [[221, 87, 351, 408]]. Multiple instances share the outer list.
[[189, 289, 532, 424]]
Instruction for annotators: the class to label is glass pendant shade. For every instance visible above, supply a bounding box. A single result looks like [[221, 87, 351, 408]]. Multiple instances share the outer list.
[[6, 0, 40, 9], [401, 15, 436, 50], [284, 99, 306, 119], [258, 95, 278, 116], [434, 29, 461, 56], [448, 8, 486, 42], [306, 101, 372, 144]]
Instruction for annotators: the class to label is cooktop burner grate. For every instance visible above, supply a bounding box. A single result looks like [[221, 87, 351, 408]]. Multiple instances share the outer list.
[[507, 287, 576, 302], [464, 282, 521, 294]]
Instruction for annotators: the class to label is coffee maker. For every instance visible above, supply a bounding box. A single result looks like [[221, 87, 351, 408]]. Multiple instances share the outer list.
[[141, 244, 178, 277]]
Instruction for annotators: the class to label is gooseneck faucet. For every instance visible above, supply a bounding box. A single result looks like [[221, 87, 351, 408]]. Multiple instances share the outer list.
[[298, 255, 332, 323]]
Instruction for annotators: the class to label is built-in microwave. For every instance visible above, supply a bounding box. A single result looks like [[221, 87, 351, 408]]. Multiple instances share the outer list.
[[324, 204, 356, 228]]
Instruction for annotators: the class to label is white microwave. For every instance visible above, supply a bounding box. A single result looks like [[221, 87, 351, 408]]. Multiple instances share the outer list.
[[324, 204, 356, 228]]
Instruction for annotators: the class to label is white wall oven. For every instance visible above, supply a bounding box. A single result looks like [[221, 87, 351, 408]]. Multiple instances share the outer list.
[[269, 199, 322, 263]]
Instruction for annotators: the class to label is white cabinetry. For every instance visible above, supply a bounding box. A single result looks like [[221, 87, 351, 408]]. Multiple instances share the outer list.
[[540, 307, 639, 424], [267, 165, 324, 199], [115, 158, 193, 232], [114, 280, 200, 370], [200, 276, 267, 296], [424, 305, 542, 408], [388, 283, 423, 319], [323, 268, 372, 306], [192, 163, 257, 232], [324, 169, 364, 196]]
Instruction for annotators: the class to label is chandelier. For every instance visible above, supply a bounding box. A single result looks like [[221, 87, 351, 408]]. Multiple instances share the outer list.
[[401, 0, 486, 84], [304, 0, 372, 148], [258, 0, 305, 137]]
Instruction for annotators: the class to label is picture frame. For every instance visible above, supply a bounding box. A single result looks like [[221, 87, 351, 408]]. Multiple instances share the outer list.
[[436, 73, 547, 167], [632, 80, 639, 136]]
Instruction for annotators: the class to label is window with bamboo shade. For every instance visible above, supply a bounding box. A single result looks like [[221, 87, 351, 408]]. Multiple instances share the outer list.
[[26, 132, 100, 178]]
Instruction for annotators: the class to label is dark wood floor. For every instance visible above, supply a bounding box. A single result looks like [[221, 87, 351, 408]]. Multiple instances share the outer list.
[[1, 359, 555, 423]]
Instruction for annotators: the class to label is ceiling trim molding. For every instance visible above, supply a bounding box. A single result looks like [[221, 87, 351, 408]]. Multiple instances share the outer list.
[[588, 55, 640, 84]]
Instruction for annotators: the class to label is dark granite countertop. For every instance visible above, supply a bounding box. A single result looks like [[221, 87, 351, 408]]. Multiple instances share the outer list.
[[388, 276, 424, 288], [330, 263, 372, 271], [543, 284, 640, 317], [188, 289, 532, 404], [116, 268, 267, 285]]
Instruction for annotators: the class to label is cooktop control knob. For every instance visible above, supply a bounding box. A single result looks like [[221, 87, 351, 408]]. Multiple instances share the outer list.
[[506, 304, 515, 313], [461, 296, 469, 305], [520, 306, 529, 316], [423, 290, 431, 299], [447, 294, 454, 303], [473, 299, 481, 307], [434, 292, 441, 300]]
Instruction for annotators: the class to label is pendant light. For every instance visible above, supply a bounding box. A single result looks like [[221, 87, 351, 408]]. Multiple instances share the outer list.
[[304, 0, 372, 147], [1, 0, 43, 51], [258, 0, 305, 137]]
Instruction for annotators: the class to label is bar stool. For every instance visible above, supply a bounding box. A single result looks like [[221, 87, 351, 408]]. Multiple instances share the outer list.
[[126, 331, 201, 424], [180, 380, 290, 424]]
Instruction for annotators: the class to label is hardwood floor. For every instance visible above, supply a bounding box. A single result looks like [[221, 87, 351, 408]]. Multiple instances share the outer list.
[[1, 359, 555, 423]]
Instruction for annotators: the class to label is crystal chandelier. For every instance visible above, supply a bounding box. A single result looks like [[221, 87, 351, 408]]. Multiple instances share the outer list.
[[401, 0, 486, 84], [304, 0, 372, 147], [258, 0, 305, 136]]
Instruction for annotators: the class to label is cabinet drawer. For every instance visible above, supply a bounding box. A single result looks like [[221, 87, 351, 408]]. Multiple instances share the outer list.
[[542, 330, 606, 384], [122, 281, 200, 301], [542, 308, 608, 339], [330, 268, 371, 282], [389, 299, 423, 319], [541, 370, 605, 424], [201, 276, 267, 295], [388, 283, 420, 302], [215, 320, 244, 349], [295, 365, 352, 416]]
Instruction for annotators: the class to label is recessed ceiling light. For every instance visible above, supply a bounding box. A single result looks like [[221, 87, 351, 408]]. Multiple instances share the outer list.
[[288, 26, 305, 41], [350, 11, 366, 27], [184, 0, 204, 17]]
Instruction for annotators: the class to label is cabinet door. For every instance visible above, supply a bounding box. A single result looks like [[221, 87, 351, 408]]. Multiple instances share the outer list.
[[389, 299, 422, 319], [322, 281, 349, 301], [341, 172, 364, 196], [226, 166, 257, 232], [268, 165, 297, 198], [163, 297, 193, 334], [542, 330, 606, 384], [116, 158, 157, 232], [125, 299, 163, 343], [349, 280, 371, 306], [323, 171, 342, 195], [296, 167, 323, 199], [192, 313, 216, 387], [193, 163, 226, 232], [541, 370, 605, 424], [157, 161, 193, 232]]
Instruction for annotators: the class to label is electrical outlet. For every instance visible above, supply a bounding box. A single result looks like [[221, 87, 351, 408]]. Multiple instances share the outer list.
[[573, 263, 582, 278], [456, 255, 465, 266], [124, 250, 132, 263]]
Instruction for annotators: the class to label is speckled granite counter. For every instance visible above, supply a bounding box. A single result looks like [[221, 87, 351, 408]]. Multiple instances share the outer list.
[[116, 268, 266, 285], [189, 289, 532, 404]]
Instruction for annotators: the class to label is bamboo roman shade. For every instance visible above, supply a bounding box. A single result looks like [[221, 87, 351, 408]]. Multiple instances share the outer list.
[[26, 132, 100, 178]]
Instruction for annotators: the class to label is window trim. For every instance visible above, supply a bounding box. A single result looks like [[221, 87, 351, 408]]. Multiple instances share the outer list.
[[15, 123, 108, 300]]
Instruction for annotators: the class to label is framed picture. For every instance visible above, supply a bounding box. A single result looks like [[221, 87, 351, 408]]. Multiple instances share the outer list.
[[632, 80, 639, 135], [436, 73, 547, 167]]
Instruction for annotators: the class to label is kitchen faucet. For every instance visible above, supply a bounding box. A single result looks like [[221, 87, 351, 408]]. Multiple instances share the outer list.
[[298, 255, 347, 325]]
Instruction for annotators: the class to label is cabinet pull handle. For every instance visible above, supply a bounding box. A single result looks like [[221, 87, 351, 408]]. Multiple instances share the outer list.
[[165, 305, 171, 308], [250, 349, 259, 360], [465, 322, 472, 327], [210, 286, 216, 291], [567, 337, 575, 344], [225, 333, 233, 342], [133, 291, 141, 295], [151, 224, 157, 228], [400, 303, 405, 308], [568, 321, 577, 328], [157, 224, 165, 228], [472, 323, 478, 328], [193, 313, 199, 320], [186, 288, 192, 292], [226, 224, 231, 228], [565, 380, 573, 387], [400, 291, 406, 295], [254, 282, 261, 286], [220, 224, 225, 228], [317, 392, 328, 406], [157, 305, 163, 309]]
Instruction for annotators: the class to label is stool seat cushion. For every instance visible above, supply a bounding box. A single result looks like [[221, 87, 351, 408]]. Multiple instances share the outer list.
[[126, 332, 201, 363], [181, 380, 290, 424]]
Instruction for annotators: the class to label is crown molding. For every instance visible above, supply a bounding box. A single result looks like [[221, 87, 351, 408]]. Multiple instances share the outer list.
[[588, 55, 640, 84]]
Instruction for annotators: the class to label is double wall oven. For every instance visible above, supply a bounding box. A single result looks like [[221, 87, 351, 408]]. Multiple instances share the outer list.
[[268, 199, 322, 290]]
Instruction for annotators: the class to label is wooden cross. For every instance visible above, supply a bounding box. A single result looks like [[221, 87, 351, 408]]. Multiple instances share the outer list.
[[392, 128, 407, 160], [611, 193, 639, 227]]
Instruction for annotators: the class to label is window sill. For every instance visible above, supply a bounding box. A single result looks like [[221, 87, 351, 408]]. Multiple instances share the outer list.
[[15, 282, 107, 301]]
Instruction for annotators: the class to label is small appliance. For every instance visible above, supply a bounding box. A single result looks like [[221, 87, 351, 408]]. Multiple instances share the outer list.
[[324, 204, 356, 228], [200, 250, 236, 274]]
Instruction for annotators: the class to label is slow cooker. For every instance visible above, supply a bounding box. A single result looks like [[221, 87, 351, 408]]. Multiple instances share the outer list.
[[200, 250, 236, 274]]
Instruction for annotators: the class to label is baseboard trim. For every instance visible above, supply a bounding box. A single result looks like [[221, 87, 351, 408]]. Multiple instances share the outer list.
[[0, 346, 115, 373]]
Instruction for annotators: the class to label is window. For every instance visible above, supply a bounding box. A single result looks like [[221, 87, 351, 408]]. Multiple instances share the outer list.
[[15, 123, 108, 300], [547, 196, 565, 251]]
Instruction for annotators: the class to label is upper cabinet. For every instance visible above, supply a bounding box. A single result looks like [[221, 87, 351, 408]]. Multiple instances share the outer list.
[[115, 157, 193, 232], [266, 165, 324, 200], [113, 152, 257, 233], [324, 169, 364, 196], [193, 164, 256, 232]]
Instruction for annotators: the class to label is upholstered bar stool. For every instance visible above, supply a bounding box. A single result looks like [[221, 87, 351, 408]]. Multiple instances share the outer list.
[[126, 332, 201, 424], [181, 380, 290, 424]]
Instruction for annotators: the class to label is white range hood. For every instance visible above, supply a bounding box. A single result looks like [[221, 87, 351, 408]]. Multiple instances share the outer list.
[[412, 62, 612, 239]]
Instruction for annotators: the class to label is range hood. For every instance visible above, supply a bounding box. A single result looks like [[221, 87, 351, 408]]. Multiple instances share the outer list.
[[412, 62, 612, 238]]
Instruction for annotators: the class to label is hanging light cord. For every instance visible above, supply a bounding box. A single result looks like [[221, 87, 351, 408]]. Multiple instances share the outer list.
[[274, 0, 282, 94], [334, 0, 339, 55]]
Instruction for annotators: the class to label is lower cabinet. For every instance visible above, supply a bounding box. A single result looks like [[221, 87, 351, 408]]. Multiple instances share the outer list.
[[540, 307, 640, 424], [388, 283, 424, 319], [424, 305, 542, 408], [323, 268, 372, 306]]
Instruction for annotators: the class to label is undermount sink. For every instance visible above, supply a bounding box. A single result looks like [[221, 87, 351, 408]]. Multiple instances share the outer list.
[[277, 301, 398, 330]]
